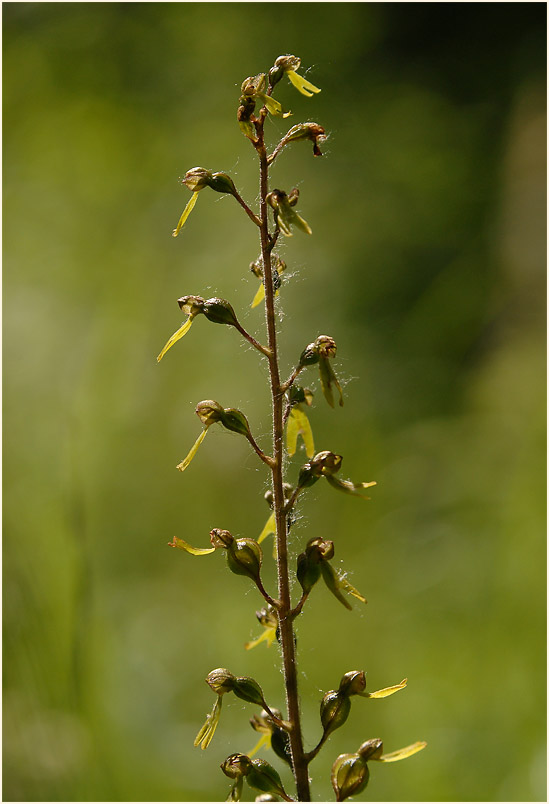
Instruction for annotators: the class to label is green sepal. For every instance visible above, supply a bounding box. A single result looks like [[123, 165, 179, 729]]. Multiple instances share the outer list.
[[321, 561, 353, 610], [319, 356, 344, 407], [326, 474, 377, 498]]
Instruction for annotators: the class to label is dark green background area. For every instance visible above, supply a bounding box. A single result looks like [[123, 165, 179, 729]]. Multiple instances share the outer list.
[[3, 3, 546, 802]]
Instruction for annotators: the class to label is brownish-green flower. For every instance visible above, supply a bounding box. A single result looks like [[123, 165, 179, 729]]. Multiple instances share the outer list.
[[270, 55, 321, 97], [331, 739, 427, 801], [172, 168, 237, 236], [267, 188, 311, 236]]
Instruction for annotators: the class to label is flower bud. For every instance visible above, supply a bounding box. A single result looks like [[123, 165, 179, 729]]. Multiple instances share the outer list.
[[195, 400, 224, 427], [232, 675, 268, 708], [210, 528, 234, 549], [220, 408, 252, 437], [315, 334, 337, 358], [177, 295, 205, 316], [311, 450, 343, 477], [320, 690, 351, 738], [183, 167, 213, 191], [338, 670, 367, 697], [222, 753, 252, 779], [331, 753, 369, 802], [357, 738, 384, 761], [202, 298, 239, 327], [273, 54, 301, 74], [226, 537, 262, 582], [206, 668, 236, 695]]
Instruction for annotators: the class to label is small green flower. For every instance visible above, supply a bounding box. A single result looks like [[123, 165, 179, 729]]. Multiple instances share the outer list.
[[286, 386, 315, 458], [331, 739, 427, 801], [175, 401, 259, 472], [297, 537, 367, 610], [270, 55, 321, 97], [298, 335, 343, 407], [267, 188, 311, 237], [296, 450, 376, 499], [250, 255, 286, 308], [221, 754, 292, 802], [245, 605, 278, 651], [172, 168, 237, 236], [157, 296, 241, 362], [249, 708, 291, 766]]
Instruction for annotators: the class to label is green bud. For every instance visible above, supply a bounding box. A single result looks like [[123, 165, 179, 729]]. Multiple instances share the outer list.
[[183, 167, 213, 191], [320, 690, 352, 738], [195, 400, 225, 427], [331, 753, 369, 802], [247, 758, 290, 800], [306, 536, 335, 561], [226, 537, 262, 582], [177, 295, 205, 316], [220, 408, 252, 437], [232, 675, 268, 708], [202, 297, 239, 327], [206, 668, 236, 695], [297, 462, 320, 490], [357, 738, 384, 761], [209, 528, 234, 549], [338, 670, 367, 697]]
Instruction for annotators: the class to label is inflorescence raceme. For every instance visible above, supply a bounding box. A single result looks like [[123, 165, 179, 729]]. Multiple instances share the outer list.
[[159, 53, 426, 802]]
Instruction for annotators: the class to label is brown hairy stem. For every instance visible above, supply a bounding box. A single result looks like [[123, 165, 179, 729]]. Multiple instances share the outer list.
[[255, 120, 312, 802]]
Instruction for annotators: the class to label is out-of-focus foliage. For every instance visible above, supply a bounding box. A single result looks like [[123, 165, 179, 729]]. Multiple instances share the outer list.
[[3, 3, 545, 802]]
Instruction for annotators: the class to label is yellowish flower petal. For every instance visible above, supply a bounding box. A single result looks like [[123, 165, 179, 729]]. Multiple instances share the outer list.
[[364, 679, 407, 699], [377, 741, 427, 763], [338, 575, 367, 605], [194, 696, 222, 750], [286, 409, 299, 456], [169, 535, 216, 556], [157, 316, 195, 362], [176, 427, 208, 472], [286, 70, 321, 97], [287, 407, 315, 458], [251, 283, 265, 308], [258, 511, 276, 544], [172, 190, 199, 237], [245, 626, 277, 651], [248, 732, 272, 758]]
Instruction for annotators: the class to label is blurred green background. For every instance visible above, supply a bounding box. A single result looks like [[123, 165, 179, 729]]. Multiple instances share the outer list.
[[3, 3, 546, 802]]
